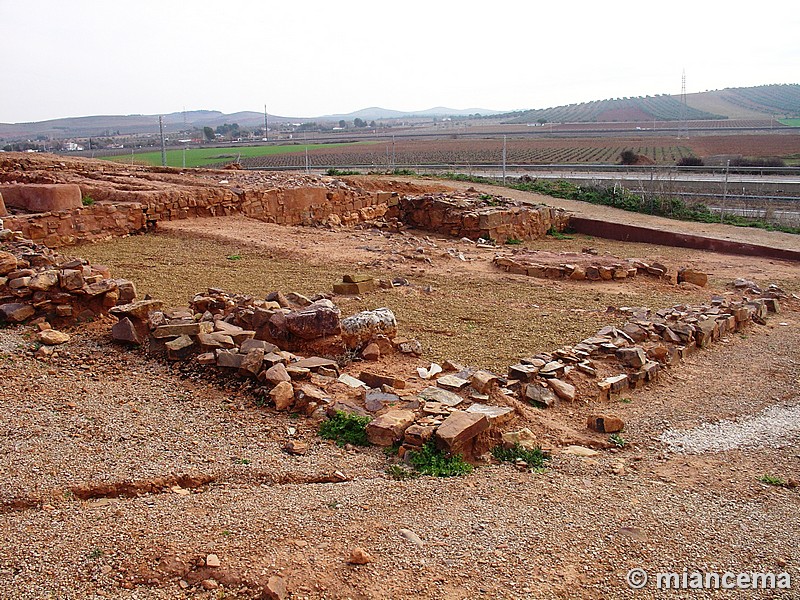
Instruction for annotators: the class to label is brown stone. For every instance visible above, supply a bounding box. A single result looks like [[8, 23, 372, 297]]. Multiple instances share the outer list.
[[366, 409, 415, 446], [111, 317, 142, 345], [347, 548, 374, 565], [587, 414, 625, 434], [678, 268, 708, 287], [404, 424, 436, 447], [470, 370, 498, 394], [109, 300, 164, 322], [239, 348, 265, 377], [616, 347, 646, 368], [359, 371, 406, 389], [0, 183, 82, 212], [59, 269, 85, 291], [293, 356, 340, 373], [524, 383, 557, 408], [361, 342, 380, 361], [165, 335, 195, 360], [0, 303, 35, 322], [215, 349, 244, 369], [152, 322, 205, 338], [240, 338, 279, 354], [260, 362, 291, 384], [547, 378, 576, 401], [270, 381, 295, 411], [0, 251, 16, 276], [197, 332, 236, 351], [38, 329, 70, 345], [264, 575, 287, 600], [284, 440, 308, 456], [435, 410, 490, 454], [284, 304, 341, 340], [334, 280, 376, 295]]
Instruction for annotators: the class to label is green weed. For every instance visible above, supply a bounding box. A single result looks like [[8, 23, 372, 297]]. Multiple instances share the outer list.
[[319, 411, 371, 447], [492, 444, 549, 469], [609, 433, 628, 448], [408, 440, 473, 477], [759, 474, 786, 487]]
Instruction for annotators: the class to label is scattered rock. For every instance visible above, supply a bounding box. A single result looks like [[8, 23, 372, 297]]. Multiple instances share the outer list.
[[587, 414, 626, 434], [348, 547, 374, 565], [37, 329, 70, 345]]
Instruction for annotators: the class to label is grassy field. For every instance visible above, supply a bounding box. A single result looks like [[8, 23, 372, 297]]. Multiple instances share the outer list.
[[778, 118, 800, 127], [98, 142, 372, 168]]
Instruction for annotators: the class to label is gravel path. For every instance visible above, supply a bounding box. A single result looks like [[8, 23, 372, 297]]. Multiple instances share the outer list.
[[661, 403, 800, 454]]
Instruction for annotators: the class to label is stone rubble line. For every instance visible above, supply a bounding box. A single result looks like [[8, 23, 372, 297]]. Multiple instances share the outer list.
[[494, 251, 710, 286], [108, 278, 782, 460], [0, 217, 136, 332]]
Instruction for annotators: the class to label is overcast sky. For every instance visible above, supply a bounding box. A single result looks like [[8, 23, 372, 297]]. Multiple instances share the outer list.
[[1, 1, 798, 123]]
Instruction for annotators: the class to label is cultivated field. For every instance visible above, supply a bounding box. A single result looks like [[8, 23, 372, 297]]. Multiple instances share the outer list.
[[230, 134, 800, 169], [99, 142, 370, 168]]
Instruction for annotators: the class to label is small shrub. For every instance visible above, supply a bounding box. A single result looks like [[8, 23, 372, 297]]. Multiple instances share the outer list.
[[386, 464, 418, 481], [676, 156, 704, 167], [546, 226, 573, 240], [391, 168, 416, 176], [504, 237, 523, 245], [319, 411, 371, 447], [81, 195, 95, 206], [609, 433, 627, 448], [408, 440, 473, 477], [619, 150, 638, 165], [226, 254, 242, 261], [326, 168, 362, 176], [759, 474, 786, 487], [492, 444, 549, 469]]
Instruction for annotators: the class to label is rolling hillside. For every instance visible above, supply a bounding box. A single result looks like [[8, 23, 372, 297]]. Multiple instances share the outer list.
[[683, 84, 800, 119], [504, 95, 723, 124], [503, 84, 800, 124]]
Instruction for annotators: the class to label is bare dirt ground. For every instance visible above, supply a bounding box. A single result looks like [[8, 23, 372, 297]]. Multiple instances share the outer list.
[[2, 179, 800, 599]]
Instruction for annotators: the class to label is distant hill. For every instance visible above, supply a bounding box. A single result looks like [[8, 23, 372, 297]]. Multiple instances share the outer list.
[[0, 106, 501, 140], [0, 110, 298, 140], [683, 84, 800, 119], [321, 106, 502, 120], [503, 95, 723, 124], [502, 84, 800, 124]]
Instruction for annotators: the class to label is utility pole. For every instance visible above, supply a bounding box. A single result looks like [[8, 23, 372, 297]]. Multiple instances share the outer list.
[[159, 116, 167, 166], [392, 134, 396, 169], [502, 135, 507, 184], [721, 159, 730, 222], [305, 146, 309, 174], [264, 105, 269, 141]]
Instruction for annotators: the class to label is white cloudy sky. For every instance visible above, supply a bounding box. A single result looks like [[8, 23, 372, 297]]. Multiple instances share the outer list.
[[1, 0, 797, 122]]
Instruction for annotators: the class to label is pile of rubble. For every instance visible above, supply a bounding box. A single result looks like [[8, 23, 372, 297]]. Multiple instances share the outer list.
[[504, 294, 780, 417], [397, 192, 571, 243], [0, 218, 136, 325], [107, 275, 783, 459], [493, 249, 709, 286]]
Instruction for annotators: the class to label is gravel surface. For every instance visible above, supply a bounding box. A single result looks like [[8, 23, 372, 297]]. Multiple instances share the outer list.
[[661, 403, 800, 453], [1, 306, 798, 599]]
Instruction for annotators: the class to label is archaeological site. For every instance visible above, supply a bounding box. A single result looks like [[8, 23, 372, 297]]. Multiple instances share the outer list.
[[1, 153, 798, 599]]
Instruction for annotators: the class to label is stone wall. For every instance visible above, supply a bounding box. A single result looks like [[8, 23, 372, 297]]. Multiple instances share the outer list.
[[397, 193, 570, 242], [0, 221, 137, 326], [2, 202, 147, 246]]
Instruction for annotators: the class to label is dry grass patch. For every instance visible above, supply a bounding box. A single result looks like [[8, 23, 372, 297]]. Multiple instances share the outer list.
[[75, 230, 722, 371]]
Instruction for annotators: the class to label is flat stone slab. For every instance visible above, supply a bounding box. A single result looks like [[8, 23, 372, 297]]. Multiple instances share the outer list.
[[465, 403, 514, 420], [418, 386, 463, 407], [436, 374, 470, 391]]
